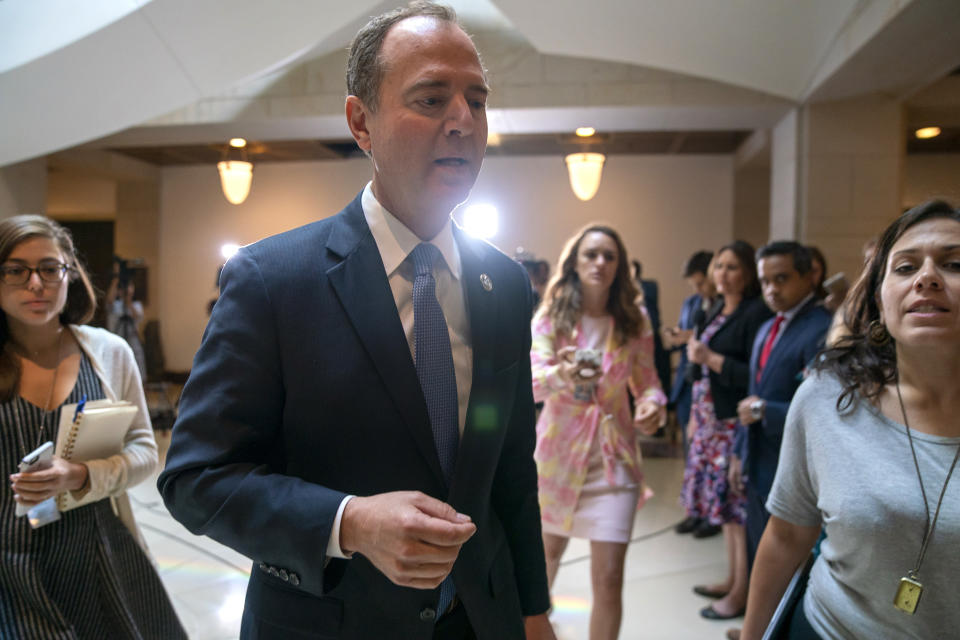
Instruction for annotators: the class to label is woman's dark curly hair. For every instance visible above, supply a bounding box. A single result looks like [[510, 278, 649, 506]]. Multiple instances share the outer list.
[[542, 224, 643, 345], [817, 200, 960, 411]]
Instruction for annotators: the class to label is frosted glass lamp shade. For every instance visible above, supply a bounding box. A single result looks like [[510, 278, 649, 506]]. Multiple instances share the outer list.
[[564, 153, 605, 201], [217, 160, 253, 205]]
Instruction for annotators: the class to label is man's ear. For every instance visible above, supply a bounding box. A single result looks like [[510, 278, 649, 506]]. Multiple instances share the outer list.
[[346, 96, 372, 154]]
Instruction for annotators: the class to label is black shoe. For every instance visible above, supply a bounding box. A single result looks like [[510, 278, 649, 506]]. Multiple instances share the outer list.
[[675, 516, 702, 534], [693, 585, 728, 599], [700, 604, 744, 620], [693, 522, 721, 538]]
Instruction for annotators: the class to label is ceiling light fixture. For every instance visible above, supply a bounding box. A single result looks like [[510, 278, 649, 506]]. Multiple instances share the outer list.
[[565, 152, 605, 201], [217, 138, 253, 205], [914, 126, 941, 139], [575, 127, 596, 138]]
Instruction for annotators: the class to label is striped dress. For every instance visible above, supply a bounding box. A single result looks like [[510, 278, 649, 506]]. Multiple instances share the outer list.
[[0, 353, 186, 639]]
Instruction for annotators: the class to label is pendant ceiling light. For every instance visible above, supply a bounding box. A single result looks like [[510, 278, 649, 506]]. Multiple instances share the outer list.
[[564, 152, 605, 201], [217, 138, 253, 205]]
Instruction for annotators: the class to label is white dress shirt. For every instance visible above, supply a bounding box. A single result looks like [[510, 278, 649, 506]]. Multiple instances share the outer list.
[[327, 183, 474, 559]]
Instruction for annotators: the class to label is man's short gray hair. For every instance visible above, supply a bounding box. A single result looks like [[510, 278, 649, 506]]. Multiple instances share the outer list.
[[346, 2, 462, 112]]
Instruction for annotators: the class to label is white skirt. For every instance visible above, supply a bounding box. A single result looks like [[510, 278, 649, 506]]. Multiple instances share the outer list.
[[541, 435, 639, 543]]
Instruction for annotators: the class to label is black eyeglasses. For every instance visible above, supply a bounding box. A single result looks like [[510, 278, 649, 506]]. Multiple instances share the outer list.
[[0, 261, 73, 286]]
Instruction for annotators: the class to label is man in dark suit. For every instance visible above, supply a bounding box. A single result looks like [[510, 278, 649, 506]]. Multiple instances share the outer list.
[[663, 250, 714, 452], [158, 4, 553, 639], [632, 260, 671, 397], [731, 242, 831, 570]]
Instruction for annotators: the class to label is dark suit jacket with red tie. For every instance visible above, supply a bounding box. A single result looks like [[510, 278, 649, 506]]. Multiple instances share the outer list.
[[737, 298, 832, 498], [158, 192, 550, 639], [735, 297, 831, 568]]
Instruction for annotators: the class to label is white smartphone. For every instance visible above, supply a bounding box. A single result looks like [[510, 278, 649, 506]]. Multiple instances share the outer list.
[[15, 441, 54, 517]]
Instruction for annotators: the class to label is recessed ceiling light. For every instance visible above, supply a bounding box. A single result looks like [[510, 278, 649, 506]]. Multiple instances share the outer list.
[[229, 137, 247, 148], [915, 127, 941, 139], [575, 127, 596, 138]]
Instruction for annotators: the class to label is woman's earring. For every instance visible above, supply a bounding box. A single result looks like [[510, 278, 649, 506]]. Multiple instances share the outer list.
[[867, 319, 891, 346]]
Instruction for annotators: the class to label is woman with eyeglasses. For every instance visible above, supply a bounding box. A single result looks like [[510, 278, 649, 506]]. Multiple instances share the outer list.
[[2, 216, 185, 638]]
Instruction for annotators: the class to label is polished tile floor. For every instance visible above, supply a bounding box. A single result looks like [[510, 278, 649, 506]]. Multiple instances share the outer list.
[[136, 434, 736, 639]]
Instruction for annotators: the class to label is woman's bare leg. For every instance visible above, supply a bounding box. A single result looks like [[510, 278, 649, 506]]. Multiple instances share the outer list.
[[711, 523, 748, 616], [589, 540, 629, 640]]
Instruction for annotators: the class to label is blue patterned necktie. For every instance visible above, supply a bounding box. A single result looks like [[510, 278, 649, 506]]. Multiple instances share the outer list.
[[410, 242, 459, 616]]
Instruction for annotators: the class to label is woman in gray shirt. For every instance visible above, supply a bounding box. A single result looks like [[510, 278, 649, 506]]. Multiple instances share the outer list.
[[742, 200, 960, 640]]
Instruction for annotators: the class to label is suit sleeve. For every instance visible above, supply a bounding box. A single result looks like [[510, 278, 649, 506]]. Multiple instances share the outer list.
[[490, 279, 551, 616], [158, 250, 346, 597], [733, 422, 748, 461]]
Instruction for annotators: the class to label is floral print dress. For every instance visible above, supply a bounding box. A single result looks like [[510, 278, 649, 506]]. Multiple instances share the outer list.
[[680, 312, 746, 525]]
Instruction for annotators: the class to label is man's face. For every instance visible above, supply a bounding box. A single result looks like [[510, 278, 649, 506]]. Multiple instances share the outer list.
[[685, 272, 712, 298], [758, 254, 814, 313], [347, 17, 488, 238]]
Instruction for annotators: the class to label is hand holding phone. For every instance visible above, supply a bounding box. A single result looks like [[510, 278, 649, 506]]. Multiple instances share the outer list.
[[574, 348, 602, 379], [15, 441, 54, 516]]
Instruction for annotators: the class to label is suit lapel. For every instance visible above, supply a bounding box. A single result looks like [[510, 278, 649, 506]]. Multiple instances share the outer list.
[[757, 298, 818, 387], [450, 228, 501, 493], [752, 318, 773, 389], [455, 227, 498, 413], [326, 201, 446, 488]]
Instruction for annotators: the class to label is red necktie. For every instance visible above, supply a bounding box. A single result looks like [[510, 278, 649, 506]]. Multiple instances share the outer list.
[[756, 314, 785, 383]]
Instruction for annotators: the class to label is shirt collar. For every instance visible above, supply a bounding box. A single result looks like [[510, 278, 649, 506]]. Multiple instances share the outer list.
[[361, 182, 461, 280], [779, 291, 816, 322]]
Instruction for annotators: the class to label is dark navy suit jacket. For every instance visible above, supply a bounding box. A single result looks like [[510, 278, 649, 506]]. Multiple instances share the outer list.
[[668, 293, 703, 407], [640, 279, 672, 396], [736, 298, 832, 498], [158, 193, 549, 639]]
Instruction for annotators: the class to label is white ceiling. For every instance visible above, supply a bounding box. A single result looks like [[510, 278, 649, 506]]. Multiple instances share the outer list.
[[2, 0, 959, 167], [495, 0, 863, 100]]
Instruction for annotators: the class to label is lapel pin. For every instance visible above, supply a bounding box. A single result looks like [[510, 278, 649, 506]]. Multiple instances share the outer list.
[[480, 273, 493, 291]]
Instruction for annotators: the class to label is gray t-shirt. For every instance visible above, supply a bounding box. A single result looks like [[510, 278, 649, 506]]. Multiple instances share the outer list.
[[768, 372, 960, 640]]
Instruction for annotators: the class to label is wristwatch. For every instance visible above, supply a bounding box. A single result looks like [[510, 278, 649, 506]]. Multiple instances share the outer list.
[[749, 399, 766, 421]]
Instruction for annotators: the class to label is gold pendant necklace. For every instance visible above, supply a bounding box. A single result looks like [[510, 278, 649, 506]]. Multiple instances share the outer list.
[[892, 380, 960, 615]]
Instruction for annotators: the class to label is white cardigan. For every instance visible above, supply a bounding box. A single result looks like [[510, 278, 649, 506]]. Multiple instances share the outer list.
[[53, 324, 158, 548]]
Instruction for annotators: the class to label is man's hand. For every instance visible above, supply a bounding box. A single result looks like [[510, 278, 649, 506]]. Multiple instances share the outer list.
[[728, 454, 744, 495], [737, 395, 762, 425], [339, 491, 476, 589], [634, 400, 664, 435], [10, 457, 88, 507], [524, 613, 557, 640]]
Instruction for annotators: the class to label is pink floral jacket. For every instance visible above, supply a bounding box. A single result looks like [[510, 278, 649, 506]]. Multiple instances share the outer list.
[[531, 310, 666, 532]]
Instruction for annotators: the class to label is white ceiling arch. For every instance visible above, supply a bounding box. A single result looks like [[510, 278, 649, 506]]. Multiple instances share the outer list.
[[494, 0, 869, 100], [0, 0, 388, 166]]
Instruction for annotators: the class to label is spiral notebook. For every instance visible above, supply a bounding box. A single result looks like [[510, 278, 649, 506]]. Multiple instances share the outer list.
[[54, 399, 138, 512]]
